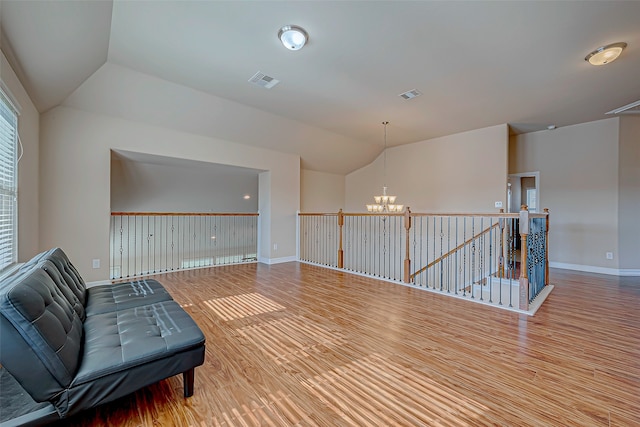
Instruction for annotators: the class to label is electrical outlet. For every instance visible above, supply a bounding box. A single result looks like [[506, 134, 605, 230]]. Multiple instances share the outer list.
[[606, 252, 614, 260], [495, 201, 503, 208], [92, 259, 100, 269], [273, 243, 278, 251]]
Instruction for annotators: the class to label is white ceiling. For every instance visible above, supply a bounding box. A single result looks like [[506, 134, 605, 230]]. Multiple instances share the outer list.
[[2, 1, 640, 174]]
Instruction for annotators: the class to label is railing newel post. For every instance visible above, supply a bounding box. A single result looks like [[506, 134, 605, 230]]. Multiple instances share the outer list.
[[499, 208, 505, 279], [403, 207, 412, 283], [338, 209, 344, 269], [519, 205, 529, 311], [544, 208, 550, 286]]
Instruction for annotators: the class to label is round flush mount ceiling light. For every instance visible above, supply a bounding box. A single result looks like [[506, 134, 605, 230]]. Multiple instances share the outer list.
[[278, 25, 308, 51], [585, 42, 627, 65]]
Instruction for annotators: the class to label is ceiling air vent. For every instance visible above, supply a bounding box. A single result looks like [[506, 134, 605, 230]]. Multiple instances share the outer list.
[[606, 99, 640, 115], [399, 89, 422, 100], [248, 71, 280, 89]]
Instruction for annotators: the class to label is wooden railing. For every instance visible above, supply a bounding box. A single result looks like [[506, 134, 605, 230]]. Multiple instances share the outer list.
[[409, 222, 501, 281], [110, 212, 259, 280], [299, 207, 549, 312]]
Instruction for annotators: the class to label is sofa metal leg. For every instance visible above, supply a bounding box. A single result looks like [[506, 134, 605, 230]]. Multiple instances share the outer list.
[[183, 368, 195, 397]]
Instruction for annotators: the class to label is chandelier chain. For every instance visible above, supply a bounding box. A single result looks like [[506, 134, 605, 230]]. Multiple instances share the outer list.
[[383, 121, 388, 187], [366, 121, 404, 213]]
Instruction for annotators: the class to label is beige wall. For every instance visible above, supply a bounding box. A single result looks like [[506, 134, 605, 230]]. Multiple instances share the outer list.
[[1, 50, 39, 261], [618, 116, 640, 271], [510, 118, 620, 271], [40, 106, 300, 281], [346, 124, 509, 213], [300, 169, 345, 213]]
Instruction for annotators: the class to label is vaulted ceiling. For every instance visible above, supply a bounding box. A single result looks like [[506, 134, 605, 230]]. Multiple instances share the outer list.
[[2, 1, 639, 174]]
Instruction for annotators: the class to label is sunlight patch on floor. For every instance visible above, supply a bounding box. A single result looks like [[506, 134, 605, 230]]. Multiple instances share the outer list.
[[203, 293, 285, 321]]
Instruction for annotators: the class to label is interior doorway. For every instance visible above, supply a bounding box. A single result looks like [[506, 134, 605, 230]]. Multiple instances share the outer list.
[[507, 172, 540, 213]]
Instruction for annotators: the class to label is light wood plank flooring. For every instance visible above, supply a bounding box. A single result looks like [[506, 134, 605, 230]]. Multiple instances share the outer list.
[[63, 263, 639, 426]]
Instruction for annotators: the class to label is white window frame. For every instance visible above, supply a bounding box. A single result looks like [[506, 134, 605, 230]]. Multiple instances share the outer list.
[[0, 86, 19, 272]]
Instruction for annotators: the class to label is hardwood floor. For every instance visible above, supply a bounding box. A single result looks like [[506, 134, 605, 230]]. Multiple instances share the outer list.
[[62, 263, 639, 426]]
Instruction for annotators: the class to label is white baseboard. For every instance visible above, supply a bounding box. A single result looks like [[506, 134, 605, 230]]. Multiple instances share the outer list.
[[619, 269, 640, 277], [550, 262, 640, 277], [258, 255, 297, 265]]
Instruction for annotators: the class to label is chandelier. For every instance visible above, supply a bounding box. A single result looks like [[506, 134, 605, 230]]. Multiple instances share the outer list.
[[366, 121, 404, 213]]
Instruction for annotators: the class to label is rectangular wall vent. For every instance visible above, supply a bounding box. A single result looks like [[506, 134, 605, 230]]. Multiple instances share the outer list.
[[399, 89, 422, 100], [248, 71, 280, 89]]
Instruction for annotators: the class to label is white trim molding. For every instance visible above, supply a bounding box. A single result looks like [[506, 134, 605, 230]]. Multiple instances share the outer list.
[[550, 262, 640, 277], [0, 79, 23, 115], [619, 269, 640, 277], [259, 256, 297, 265]]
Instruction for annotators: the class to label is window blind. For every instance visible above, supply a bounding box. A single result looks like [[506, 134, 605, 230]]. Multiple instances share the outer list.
[[0, 89, 18, 271]]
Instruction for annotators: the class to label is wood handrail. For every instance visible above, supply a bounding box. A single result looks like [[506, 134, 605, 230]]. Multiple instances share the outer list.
[[405, 212, 520, 218], [298, 212, 340, 216], [111, 212, 259, 216], [409, 222, 501, 280], [299, 211, 548, 219]]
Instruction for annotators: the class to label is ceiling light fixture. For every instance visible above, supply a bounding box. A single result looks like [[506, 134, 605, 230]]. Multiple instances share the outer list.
[[585, 42, 627, 65], [366, 122, 404, 213], [278, 25, 308, 51]]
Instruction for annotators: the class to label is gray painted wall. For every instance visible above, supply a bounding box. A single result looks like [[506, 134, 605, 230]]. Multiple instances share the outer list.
[[111, 153, 259, 213]]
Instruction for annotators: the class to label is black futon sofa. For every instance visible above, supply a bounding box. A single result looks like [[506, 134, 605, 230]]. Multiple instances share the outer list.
[[0, 248, 205, 426]]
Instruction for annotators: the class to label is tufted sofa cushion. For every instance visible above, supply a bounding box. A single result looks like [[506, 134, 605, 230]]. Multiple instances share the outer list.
[[85, 279, 172, 316], [0, 267, 83, 402], [53, 301, 206, 417], [37, 248, 87, 306], [76, 301, 204, 384], [36, 247, 173, 316], [39, 259, 86, 321]]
